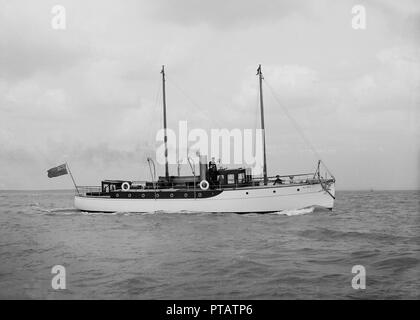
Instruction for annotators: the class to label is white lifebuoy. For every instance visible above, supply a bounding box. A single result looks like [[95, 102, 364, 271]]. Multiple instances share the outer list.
[[199, 180, 209, 191], [121, 182, 130, 191]]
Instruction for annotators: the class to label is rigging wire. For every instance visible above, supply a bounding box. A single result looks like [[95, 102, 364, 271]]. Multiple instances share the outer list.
[[263, 78, 334, 177], [253, 83, 260, 164], [136, 77, 161, 181], [166, 76, 217, 128], [154, 77, 162, 130], [144, 77, 161, 161], [146, 78, 161, 148]]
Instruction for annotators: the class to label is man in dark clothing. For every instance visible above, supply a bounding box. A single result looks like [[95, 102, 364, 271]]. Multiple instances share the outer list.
[[273, 175, 283, 185], [208, 157, 217, 185]]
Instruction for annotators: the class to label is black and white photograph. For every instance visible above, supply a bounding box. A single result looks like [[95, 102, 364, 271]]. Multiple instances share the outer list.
[[0, 0, 419, 306]]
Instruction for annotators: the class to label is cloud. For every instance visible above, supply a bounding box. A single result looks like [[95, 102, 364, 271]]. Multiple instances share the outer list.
[[150, 0, 306, 28], [0, 0, 419, 190], [0, 0, 91, 81]]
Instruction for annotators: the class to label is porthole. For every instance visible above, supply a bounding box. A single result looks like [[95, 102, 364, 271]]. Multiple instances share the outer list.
[[246, 192, 249, 195], [273, 190, 276, 193], [156, 193, 159, 198], [141, 193, 145, 198], [198, 193, 202, 197], [297, 188, 300, 191], [170, 193, 174, 198], [115, 193, 119, 198], [184, 193, 188, 198], [128, 193, 131, 198]]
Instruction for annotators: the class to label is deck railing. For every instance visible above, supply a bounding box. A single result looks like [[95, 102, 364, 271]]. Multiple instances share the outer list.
[[75, 171, 337, 196], [75, 186, 102, 196]]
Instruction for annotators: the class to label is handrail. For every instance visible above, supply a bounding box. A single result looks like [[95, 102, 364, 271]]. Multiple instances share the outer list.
[[75, 161, 335, 197], [75, 175, 335, 197], [187, 156, 196, 199], [147, 157, 158, 199], [75, 186, 102, 196], [252, 173, 315, 180]]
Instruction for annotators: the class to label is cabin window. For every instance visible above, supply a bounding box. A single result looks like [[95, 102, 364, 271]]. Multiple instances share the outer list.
[[238, 173, 245, 183], [218, 175, 225, 185], [227, 174, 235, 184]]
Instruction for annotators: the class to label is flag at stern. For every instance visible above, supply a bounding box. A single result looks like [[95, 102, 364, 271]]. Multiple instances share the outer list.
[[47, 164, 68, 178]]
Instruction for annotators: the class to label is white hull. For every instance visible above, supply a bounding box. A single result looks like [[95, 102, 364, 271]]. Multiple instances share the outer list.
[[74, 182, 335, 213]]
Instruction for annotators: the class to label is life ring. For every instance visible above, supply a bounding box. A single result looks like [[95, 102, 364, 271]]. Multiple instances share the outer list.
[[199, 180, 209, 191], [121, 182, 130, 191]]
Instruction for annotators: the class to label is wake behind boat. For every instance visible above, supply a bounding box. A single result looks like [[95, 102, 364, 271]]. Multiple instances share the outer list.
[[49, 65, 336, 213]]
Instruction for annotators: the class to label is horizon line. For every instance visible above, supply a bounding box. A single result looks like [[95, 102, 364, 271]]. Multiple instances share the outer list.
[[0, 188, 419, 192]]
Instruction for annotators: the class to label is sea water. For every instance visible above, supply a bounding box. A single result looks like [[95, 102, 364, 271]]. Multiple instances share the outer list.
[[0, 190, 418, 299]]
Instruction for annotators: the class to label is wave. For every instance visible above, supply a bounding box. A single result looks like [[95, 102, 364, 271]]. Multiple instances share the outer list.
[[372, 256, 419, 271], [298, 228, 412, 243], [29, 203, 73, 212], [270, 207, 315, 216], [30, 205, 81, 215], [28, 204, 320, 217]]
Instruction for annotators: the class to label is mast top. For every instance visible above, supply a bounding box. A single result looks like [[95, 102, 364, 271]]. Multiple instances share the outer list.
[[256, 64, 264, 78]]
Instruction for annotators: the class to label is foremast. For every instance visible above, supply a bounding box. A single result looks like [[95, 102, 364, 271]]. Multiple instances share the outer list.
[[257, 64, 268, 185], [161, 65, 169, 180]]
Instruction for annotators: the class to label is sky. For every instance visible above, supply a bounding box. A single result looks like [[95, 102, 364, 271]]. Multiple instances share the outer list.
[[0, 0, 419, 190]]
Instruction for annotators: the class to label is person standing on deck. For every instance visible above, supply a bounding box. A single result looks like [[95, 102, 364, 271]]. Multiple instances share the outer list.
[[208, 157, 218, 186], [273, 175, 283, 185]]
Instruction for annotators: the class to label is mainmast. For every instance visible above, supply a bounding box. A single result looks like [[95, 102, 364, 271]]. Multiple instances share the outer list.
[[257, 64, 268, 185], [161, 65, 169, 180]]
